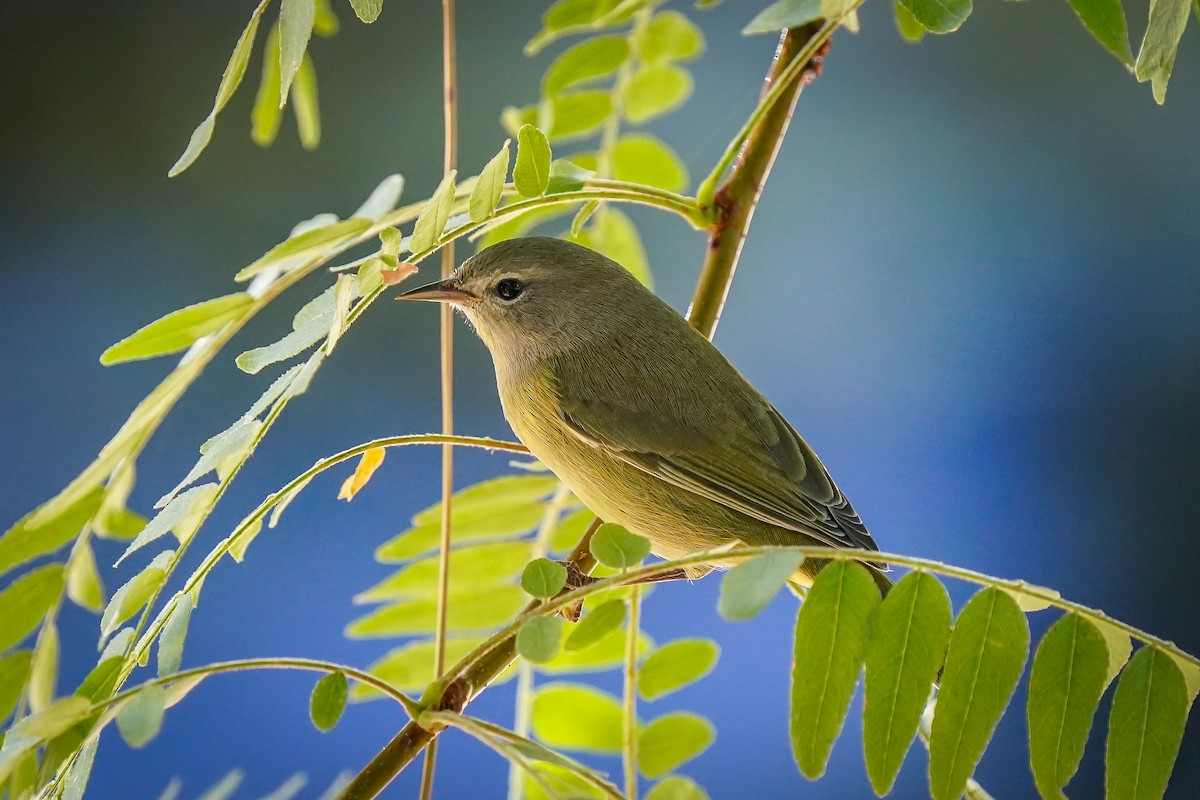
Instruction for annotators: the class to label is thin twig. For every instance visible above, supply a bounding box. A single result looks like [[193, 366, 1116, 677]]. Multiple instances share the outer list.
[[622, 586, 642, 799]]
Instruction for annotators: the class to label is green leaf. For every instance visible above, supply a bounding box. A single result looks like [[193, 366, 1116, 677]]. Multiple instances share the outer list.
[[0, 563, 65, 651], [61, 736, 99, 800], [518, 616, 566, 664], [158, 592, 195, 676], [66, 539, 106, 612], [11, 694, 91, 740], [624, 64, 693, 124], [899, 0, 972, 33], [345, 584, 527, 637], [76, 656, 123, 702], [894, 0, 927, 41], [469, 140, 511, 222], [640, 639, 720, 700], [0, 651, 32, 722], [117, 684, 167, 748], [526, 0, 642, 54], [589, 524, 650, 570], [863, 571, 952, 794], [514, 125, 553, 197], [354, 637, 508, 698], [313, 0, 339, 35], [547, 158, 595, 194], [101, 550, 172, 639], [521, 558, 568, 598], [28, 621, 58, 712], [169, 0, 271, 176], [376, 475, 561, 561], [928, 587, 1030, 800], [743, 0, 822, 34], [612, 134, 688, 192], [356, 540, 532, 603], [410, 170, 458, 253], [1134, 0, 1190, 103], [477, 204, 572, 250], [638, 712, 715, 777], [532, 683, 624, 752], [550, 91, 614, 142], [790, 562, 881, 778], [638, 11, 705, 63], [252, 25, 285, 146], [120, 483, 218, 565], [237, 217, 371, 281], [563, 598, 626, 652], [291, 53, 320, 149], [196, 770, 244, 800], [310, 671, 348, 732], [543, 628, 653, 674], [1027, 614, 1110, 800], [0, 485, 104, 578], [645, 775, 710, 800], [1064, 0, 1133, 64], [717, 550, 804, 621], [354, 173, 405, 220], [570, 207, 652, 287], [95, 506, 148, 542], [279, 0, 315, 103], [101, 293, 255, 365], [1092, 617, 1133, 689], [1106, 646, 1191, 799], [236, 317, 327, 374], [543, 36, 630, 95], [348, 0, 383, 23]]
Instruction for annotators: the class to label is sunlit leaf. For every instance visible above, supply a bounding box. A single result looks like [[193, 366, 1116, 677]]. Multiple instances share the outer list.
[[589, 523, 650, 570], [0, 651, 32, 722], [1091, 617, 1133, 689], [28, 621, 58, 712], [410, 170, 458, 253], [718, 550, 804, 621], [469, 140, 511, 222], [790, 562, 881, 778], [645, 775, 710, 800], [1134, 0, 1190, 103], [117, 684, 166, 748], [11, 695, 90, 740], [310, 671, 348, 732], [356, 540, 531, 603], [863, 570, 951, 794], [543, 36, 630, 95], [928, 587, 1029, 800], [291, 53, 321, 149], [532, 683, 624, 753], [353, 637, 507, 698], [158, 591, 195, 676], [638, 712, 715, 777], [541, 628, 654, 674], [612, 134, 688, 192], [899, 0, 972, 33], [1027, 613, 1110, 799], [639, 11, 705, 63], [518, 616, 566, 664], [625, 64, 693, 124], [345, 584, 527, 637], [101, 294, 254, 365], [526, 0, 642, 54], [279, 0, 315, 103], [563, 598, 626, 652], [0, 485, 103, 578], [119, 483, 218, 564], [1106, 646, 1191, 799], [76, 656, 123, 702], [66, 539, 106, 612], [0, 563, 65, 651], [521, 558, 568, 598], [338, 447, 386, 501], [639, 639, 719, 701], [515, 125, 553, 197], [237, 218, 371, 281], [252, 25, 285, 146], [101, 550, 173, 639], [348, 0, 383, 23], [169, 0, 271, 175], [894, 0, 927, 41]]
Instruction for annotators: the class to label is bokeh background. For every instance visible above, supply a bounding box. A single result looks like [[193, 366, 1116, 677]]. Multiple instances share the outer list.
[[2, 1, 1198, 798]]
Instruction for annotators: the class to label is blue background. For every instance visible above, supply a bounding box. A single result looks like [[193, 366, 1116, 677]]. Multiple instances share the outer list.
[[2, 1, 1198, 798]]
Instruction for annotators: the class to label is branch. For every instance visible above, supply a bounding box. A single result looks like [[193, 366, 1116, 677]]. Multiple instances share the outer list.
[[336, 24, 831, 800]]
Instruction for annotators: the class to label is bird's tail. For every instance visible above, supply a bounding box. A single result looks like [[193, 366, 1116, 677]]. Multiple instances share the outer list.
[[787, 561, 894, 600]]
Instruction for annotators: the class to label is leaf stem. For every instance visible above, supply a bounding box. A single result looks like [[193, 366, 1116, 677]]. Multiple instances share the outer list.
[[623, 585, 642, 800]]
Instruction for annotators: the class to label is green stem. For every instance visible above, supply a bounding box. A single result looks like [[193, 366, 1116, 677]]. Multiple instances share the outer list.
[[622, 585, 642, 800]]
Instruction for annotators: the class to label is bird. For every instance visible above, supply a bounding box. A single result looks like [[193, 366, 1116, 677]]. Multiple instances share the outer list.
[[397, 236, 890, 595]]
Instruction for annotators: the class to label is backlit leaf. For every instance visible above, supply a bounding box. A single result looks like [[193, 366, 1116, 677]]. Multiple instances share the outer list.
[[514, 125, 552, 197], [101, 550, 173, 639], [196, 770, 244, 800], [0, 651, 32, 722], [354, 637, 503, 698], [639, 639, 719, 700], [310, 671, 348, 732], [543, 36, 630, 95], [532, 683, 623, 753], [894, 0, 927, 41], [638, 712, 715, 777], [348, 0, 383, 23], [645, 775, 709, 800], [521, 558, 568, 598], [624, 64, 693, 124], [518, 616, 566, 664], [11, 695, 90, 740], [612, 134, 688, 192], [66, 539, 106, 612], [0, 485, 104, 578], [639, 11, 705, 63], [863, 571, 951, 794], [28, 621, 58, 712], [790, 561, 881, 778], [338, 447, 386, 501], [117, 684, 166, 748], [353, 173, 404, 220], [899, 0, 972, 33], [0, 563, 65, 651], [291, 53, 321, 149], [1065, 0, 1132, 64], [526, 0, 642, 54], [279, 0, 315, 103], [743, 0, 822, 34], [469, 140, 511, 222], [356, 540, 531, 603], [589, 524, 650, 571], [718, 550, 804, 621], [1134, 0, 1190, 103], [1028, 613, 1110, 799], [1106, 646, 1190, 799], [345, 585, 527, 637], [409, 170, 458, 253], [571, 207, 651, 287], [237, 218, 371, 281], [563, 599, 626, 652], [542, 628, 653, 674], [1092, 617, 1133, 689], [252, 25, 285, 146], [101, 294, 254, 365], [928, 587, 1029, 800], [158, 591, 195, 676]]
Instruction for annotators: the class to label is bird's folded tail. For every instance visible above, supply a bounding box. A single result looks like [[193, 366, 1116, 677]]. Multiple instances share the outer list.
[[787, 561, 894, 600]]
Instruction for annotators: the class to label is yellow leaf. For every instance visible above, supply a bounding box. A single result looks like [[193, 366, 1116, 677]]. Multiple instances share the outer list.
[[338, 448, 386, 501]]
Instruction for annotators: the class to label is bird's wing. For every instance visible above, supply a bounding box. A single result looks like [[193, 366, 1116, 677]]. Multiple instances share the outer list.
[[554, 367, 881, 556]]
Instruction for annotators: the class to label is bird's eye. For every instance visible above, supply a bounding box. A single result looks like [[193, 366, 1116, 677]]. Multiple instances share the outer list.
[[494, 278, 524, 301]]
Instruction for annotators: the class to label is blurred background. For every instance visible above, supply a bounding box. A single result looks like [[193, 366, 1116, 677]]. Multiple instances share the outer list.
[[2, 1, 1198, 798]]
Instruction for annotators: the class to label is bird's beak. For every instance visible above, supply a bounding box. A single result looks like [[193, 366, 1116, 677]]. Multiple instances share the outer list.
[[395, 278, 478, 305]]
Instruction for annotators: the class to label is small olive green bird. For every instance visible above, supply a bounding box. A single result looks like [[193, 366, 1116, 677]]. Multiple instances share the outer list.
[[398, 237, 890, 593]]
